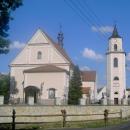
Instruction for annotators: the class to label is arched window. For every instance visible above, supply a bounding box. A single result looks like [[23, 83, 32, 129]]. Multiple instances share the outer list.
[[114, 76, 119, 81], [48, 88, 55, 99], [37, 51, 42, 59], [114, 92, 118, 94], [114, 44, 117, 51], [114, 58, 118, 67]]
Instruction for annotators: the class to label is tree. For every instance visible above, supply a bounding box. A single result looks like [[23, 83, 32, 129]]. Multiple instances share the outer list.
[[0, 0, 23, 54], [68, 65, 82, 105], [0, 74, 10, 103]]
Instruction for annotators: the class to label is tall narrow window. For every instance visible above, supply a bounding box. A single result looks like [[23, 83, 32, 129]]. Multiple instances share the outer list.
[[114, 58, 118, 67], [48, 88, 55, 99], [114, 44, 117, 51], [37, 51, 42, 59]]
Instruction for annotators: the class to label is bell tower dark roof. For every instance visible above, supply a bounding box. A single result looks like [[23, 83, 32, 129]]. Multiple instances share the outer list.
[[109, 25, 121, 39]]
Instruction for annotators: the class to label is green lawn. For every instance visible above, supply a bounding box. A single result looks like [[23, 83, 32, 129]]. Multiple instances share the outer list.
[[0, 118, 129, 130]]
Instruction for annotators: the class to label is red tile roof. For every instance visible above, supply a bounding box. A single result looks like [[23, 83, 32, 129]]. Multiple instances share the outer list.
[[81, 71, 96, 82]]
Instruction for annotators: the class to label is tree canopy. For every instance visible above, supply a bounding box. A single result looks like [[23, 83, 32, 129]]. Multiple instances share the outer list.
[[0, 0, 22, 54], [68, 65, 82, 105]]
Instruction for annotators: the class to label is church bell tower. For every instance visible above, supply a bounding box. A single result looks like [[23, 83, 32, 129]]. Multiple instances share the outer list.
[[106, 25, 126, 105]]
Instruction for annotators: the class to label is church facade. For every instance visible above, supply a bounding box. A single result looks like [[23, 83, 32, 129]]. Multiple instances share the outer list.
[[9, 28, 97, 105], [9, 26, 129, 105], [10, 29, 73, 105]]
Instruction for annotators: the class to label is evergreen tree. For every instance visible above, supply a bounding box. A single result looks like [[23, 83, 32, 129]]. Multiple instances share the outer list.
[[0, 0, 23, 54], [68, 65, 82, 105]]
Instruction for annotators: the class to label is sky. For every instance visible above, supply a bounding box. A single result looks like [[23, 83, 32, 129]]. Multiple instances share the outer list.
[[1, 0, 130, 88]]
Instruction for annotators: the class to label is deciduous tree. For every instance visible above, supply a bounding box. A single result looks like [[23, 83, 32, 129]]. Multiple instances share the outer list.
[[0, 0, 22, 54]]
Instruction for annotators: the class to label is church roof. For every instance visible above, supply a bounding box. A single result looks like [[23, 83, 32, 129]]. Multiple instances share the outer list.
[[23, 65, 69, 73], [54, 43, 73, 65], [42, 29, 73, 65], [80, 71, 96, 82], [109, 25, 121, 39]]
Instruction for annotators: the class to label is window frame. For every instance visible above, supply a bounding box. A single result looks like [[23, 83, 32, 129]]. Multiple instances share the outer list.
[[37, 51, 42, 60], [48, 88, 56, 99], [114, 58, 118, 67], [114, 44, 117, 51]]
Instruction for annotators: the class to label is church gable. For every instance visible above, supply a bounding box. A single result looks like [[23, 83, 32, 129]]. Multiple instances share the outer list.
[[10, 28, 73, 65], [28, 29, 49, 44], [10, 45, 29, 65]]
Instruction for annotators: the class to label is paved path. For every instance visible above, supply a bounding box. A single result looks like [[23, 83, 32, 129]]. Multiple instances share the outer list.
[[48, 122, 130, 130]]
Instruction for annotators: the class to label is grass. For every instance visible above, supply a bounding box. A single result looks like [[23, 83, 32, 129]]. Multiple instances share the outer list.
[[0, 118, 129, 130]]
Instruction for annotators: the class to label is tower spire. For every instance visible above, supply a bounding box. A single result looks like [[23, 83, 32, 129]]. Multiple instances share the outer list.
[[110, 25, 121, 38], [57, 25, 64, 48]]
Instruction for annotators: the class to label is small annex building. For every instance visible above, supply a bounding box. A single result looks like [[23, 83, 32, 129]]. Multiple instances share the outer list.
[[81, 71, 97, 103]]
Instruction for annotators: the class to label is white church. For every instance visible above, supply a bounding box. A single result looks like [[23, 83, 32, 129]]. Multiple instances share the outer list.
[[9, 28, 97, 105], [9, 25, 130, 105]]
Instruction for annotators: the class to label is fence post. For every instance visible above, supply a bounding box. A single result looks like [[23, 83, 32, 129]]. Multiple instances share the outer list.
[[61, 109, 66, 127], [104, 109, 108, 127], [12, 109, 16, 130], [120, 109, 123, 120]]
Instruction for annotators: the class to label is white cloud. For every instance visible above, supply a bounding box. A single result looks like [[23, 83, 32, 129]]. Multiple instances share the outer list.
[[82, 48, 104, 61], [10, 41, 25, 49], [126, 53, 130, 61], [80, 66, 90, 71], [91, 26, 113, 33]]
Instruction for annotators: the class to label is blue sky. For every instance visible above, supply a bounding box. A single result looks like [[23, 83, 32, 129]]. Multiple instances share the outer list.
[[1, 0, 130, 87]]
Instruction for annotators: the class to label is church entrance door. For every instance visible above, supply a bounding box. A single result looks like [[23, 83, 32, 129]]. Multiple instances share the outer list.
[[24, 86, 40, 104], [114, 98, 118, 105]]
